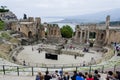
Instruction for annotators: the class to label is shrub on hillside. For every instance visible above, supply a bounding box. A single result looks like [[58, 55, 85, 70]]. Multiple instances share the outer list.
[[0, 21, 5, 30], [1, 32, 11, 40]]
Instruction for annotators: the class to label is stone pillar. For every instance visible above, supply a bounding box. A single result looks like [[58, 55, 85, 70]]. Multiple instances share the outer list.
[[84, 30, 86, 39], [52, 28, 55, 37], [80, 30, 83, 42], [95, 31, 98, 42], [75, 31, 78, 39], [54, 29, 56, 36], [84, 30, 87, 43], [106, 15, 110, 29], [87, 30, 89, 42], [105, 15, 110, 45]]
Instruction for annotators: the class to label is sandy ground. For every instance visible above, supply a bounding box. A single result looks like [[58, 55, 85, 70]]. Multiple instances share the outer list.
[[16, 44, 102, 66]]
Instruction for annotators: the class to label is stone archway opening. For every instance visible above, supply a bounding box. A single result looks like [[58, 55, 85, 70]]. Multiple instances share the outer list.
[[18, 28, 20, 31], [89, 32, 96, 39], [89, 32, 96, 47], [28, 31, 32, 38], [101, 33, 104, 39]]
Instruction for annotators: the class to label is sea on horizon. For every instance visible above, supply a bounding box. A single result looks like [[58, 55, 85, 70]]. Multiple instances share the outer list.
[[41, 17, 76, 31]]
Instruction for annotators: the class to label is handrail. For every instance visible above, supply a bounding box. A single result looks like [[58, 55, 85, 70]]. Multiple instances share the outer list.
[[0, 64, 119, 76]]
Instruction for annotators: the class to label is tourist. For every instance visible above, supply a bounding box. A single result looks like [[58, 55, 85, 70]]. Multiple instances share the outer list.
[[93, 70, 100, 80], [83, 48, 86, 52], [116, 71, 120, 80], [38, 49, 40, 53], [86, 74, 94, 80], [32, 47, 34, 51], [44, 71, 52, 80], [83, 61, 86, 67], [23, 60, 26, 66], [106, 71, 114, 80], [76, 72, 85, 80], [74, 55, 77, 59], [63, 71, 70, 80], [71, 71, 78, 80], [36, 72, 44, 80], [59, 70, 63, 79], [84, 72, 89, 79], [36, 72, 40, 80], [97, 74, 102, 80], [52, 70, 60, 80], [12, 56, 16, 62]]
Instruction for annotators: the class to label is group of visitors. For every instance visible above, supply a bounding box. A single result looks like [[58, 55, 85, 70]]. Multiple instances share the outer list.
[[36, 70, 69, 80], [35, 70, 120, 80], [83, 48, 89, 52], [106, 71, 120, 80], [71, 70, 100, 80]]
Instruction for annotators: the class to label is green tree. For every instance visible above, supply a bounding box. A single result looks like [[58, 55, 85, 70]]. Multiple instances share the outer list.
[[60, 25, 73, 38], [0, 6, 9, 12], [0, 21, 5, 30], [1, 6, 7, 9]]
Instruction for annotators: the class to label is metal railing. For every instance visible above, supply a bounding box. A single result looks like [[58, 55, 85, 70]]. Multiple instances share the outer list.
[[0, 64, 119, 76]]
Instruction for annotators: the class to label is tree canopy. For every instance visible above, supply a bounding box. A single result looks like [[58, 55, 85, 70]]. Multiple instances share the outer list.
[[0, 6, 9, 12], [60, 25, 73, 38]]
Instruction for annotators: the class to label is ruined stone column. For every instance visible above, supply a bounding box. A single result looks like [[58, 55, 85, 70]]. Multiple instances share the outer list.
[[87, 30, 89, 43], [84, 30, 87, 40], [106, 15, 110, 29], [80, 30, 83, 42], [95, 31, 98, 43], [105, 15, 110, 45], [75, 31, 78, 39]]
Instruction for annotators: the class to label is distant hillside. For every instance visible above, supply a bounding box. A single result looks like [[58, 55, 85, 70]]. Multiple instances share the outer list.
[[57, 8, 120, 23], [99, 21, 120, 26]]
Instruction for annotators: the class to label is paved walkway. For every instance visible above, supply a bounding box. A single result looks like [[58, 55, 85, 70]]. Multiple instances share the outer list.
[[0, 75, 35, 80]]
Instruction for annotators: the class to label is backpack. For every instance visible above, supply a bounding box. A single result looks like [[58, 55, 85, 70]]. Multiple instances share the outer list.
[[36, 75, 40, 80], [76, 76, 84, 80]]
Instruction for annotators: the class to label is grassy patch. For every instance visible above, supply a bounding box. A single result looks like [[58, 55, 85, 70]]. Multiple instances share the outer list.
[[0, 51, 9, 60], [9, 38, 19, 43], [0, 32, 11, 40], [0, 21, 5, 30], [0, 43, 11, 53]]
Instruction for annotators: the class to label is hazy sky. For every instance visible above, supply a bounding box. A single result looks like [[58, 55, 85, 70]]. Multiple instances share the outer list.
[[1, 0, 120, 18]]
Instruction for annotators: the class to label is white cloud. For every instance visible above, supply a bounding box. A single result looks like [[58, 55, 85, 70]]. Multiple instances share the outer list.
[[0, 0, 120, 18]]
